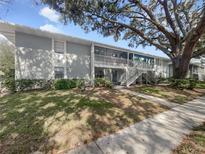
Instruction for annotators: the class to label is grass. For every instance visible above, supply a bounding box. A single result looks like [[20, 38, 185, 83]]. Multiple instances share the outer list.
[[0, 88, 168, 153], [196, 83, 205, 89], [132, 85, 205, 104], [173, 122, 205, 154]]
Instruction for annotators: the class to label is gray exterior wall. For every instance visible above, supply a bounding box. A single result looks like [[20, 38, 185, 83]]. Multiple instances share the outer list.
[[66, 42, 91, 80], [15, 32, 53, 79], [198, 67, 205, 81], [154, 58, 170, 78], [14, 31, 92, 80]]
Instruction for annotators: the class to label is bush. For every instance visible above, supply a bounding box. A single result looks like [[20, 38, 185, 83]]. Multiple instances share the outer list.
[[54, 79, 69, 90], [188, 79, 196, 90], [16, 79, 53, 91], [95, 78, 112, 88], [54, 79, 85, 90], [2, 69, 15, 93], [170, 78, 189, 89], [169, 78, 197, 90]]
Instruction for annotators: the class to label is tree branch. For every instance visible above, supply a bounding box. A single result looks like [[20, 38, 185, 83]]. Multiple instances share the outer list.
[[183, 7, 205, 59], [171, 0, 186, 36], [130, 0, 176, 42], [91, 13, 173, 57], [192, 47, 205, 58], [159, 0, 179, 36]]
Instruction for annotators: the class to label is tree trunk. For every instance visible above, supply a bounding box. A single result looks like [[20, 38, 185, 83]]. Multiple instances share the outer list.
[[172, 55, 191, 79]]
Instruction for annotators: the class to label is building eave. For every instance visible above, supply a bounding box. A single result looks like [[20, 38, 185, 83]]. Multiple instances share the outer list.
[[1, 21, 170, 61]]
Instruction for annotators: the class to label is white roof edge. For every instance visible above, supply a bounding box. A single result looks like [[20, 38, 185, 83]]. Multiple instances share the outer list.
[[1, 21, 170, 60]]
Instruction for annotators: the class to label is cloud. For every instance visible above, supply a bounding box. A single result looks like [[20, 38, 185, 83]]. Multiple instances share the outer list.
[[40, 24, 62, 33], [39, 7, 60, 23]]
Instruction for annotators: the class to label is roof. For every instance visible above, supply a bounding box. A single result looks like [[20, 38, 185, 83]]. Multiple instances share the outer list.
[[0, 21, 170, 60]]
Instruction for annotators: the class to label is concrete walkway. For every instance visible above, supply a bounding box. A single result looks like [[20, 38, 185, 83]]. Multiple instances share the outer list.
[[66, 96, 205, 154], [120, 89, 178, 108]]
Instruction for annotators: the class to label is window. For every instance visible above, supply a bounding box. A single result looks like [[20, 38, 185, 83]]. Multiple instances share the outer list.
[[54, 67, 64, 79], [129, 53, 133, 60], [119, 52, 128, 59], [192, 65, 198, 74], [95, 69, 104, 78], [54, 40, 64, 53], [156, 59, 162, 66], [94, 46, 106, 55]]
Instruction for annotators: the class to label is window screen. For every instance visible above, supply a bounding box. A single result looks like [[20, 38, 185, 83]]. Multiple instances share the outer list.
[[54, 40, 64, 53], [54, 67, 64, 79]]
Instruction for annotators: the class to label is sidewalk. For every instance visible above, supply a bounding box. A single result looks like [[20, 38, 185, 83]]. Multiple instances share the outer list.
[[120, 89, 178, 108], [66, 96, 205, 154]]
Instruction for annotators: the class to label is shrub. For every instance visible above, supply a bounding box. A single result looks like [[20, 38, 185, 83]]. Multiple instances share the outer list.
[[170, 79, 189, 89], [95, 78, 112, 88], [16, 79, 53, 91], [54, 79, 85, 90], [73, 79, 85, 88], [54, 79, 69, 90], [2, 69, 15, 93], [188, 79, 197, 90], [169, 78, 197, 90]]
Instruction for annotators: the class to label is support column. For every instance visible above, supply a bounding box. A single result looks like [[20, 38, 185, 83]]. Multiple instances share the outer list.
[[125, 67, 128, 87], [127, 52, 129, 65], [64, 40, 67, 79], [110, 68, 113, 82], [90, 43, 95, 86], [51, 38, 55, 79]]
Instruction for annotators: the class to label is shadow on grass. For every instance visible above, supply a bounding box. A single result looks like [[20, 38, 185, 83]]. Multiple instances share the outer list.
[[134, 85, 205, 104], [0, 88, 168, 153], [0, 90, 115, 153], [173, 122, 205, 154]]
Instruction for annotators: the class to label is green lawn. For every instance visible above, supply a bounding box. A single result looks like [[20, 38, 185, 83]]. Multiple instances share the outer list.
[[132, 85, 205, 104], [0, 88, 168, 153], [196, 82, 205, 89], [173, 122, 205, 154]]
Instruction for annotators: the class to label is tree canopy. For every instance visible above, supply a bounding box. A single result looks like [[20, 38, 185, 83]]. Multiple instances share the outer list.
[[41, 0, 205, 78], [0, 40, 14, 74]]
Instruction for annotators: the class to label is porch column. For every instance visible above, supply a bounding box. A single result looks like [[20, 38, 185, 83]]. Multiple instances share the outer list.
[[127, 52, 129, 65], [64, 40, 67, 79], [125, 67, 128, 87], [51, 38, 55, 79], [90, 43, 95, 86]]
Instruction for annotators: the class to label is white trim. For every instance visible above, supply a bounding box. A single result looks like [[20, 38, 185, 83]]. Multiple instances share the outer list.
[[90, 43, 95, 85], [51, 38, 55, 79], [64, 40, 67, 79]]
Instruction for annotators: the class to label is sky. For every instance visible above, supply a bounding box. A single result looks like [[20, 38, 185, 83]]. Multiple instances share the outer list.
[[0, 0, 167, 58]]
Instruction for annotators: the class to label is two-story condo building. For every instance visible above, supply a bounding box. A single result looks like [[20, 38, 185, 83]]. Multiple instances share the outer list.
[[0, 22, 205, 86]]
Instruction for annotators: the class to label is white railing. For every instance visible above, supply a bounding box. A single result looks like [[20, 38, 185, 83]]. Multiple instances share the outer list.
[[94, 54, 128, 66], [126, 69, 145, 86], [129, 60, 154, 70], [119, 60, 154, 86], [94, 54, 154, 70]]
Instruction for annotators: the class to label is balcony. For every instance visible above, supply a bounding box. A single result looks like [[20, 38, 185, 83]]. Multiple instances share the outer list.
[[94, 54, 154, 70], [94, 54, 128, 67]]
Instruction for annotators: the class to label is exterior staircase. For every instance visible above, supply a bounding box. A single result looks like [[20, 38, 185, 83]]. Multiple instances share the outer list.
[[120, 61, 154, 87]]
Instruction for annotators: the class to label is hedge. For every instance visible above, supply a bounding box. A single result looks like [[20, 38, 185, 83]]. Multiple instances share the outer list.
[[169, 78, 197, 90], [54, 79, 85, 90], [15, 79, 53, 91], [95, 78, 112, 88]]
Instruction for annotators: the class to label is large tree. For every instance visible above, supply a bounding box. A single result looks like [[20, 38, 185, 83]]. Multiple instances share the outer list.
[[41, 0, 205, 79]]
